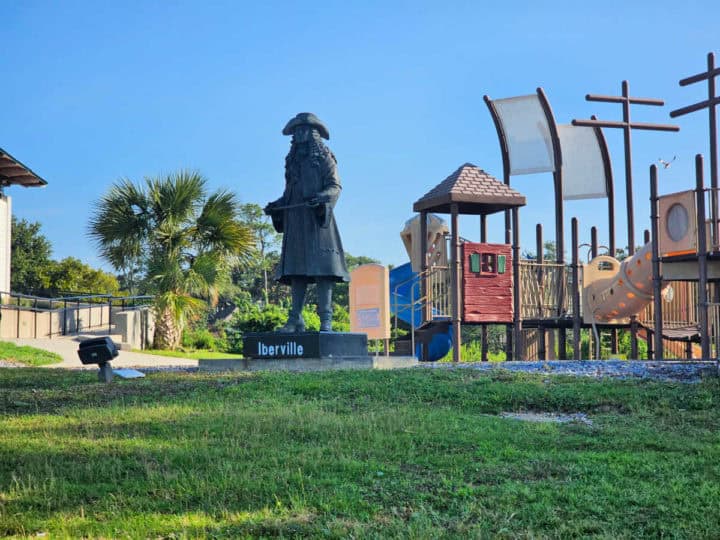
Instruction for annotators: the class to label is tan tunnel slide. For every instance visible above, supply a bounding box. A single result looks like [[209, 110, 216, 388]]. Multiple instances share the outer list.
[[583, 242, 665, 324]]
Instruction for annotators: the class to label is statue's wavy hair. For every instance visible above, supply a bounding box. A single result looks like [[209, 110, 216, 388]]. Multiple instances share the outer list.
[[286, 129, 337, 170]]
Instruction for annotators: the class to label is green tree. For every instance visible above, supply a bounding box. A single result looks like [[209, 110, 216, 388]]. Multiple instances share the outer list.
[[45, 257, 120, 294], [237, 203, 280, 305], [89, 170, 255, 349], [11, 217, 52, 293]]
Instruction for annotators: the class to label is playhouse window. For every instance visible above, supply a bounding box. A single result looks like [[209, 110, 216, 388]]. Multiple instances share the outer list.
[[481, 253, 497, 274], [470, 252, 507, 275]]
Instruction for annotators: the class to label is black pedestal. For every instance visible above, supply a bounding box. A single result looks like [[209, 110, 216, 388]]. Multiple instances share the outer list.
[[243, 332, 367, 359]]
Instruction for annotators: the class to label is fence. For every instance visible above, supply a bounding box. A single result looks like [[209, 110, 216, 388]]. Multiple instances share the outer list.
[[0, 292, 153, 340], [518, 261, 572, 319]]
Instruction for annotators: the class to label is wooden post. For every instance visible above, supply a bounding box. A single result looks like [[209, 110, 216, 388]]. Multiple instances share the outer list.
[[451, 204, 462, 363]]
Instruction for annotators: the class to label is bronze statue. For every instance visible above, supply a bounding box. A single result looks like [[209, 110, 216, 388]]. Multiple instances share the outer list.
[[264, 112, 349, 332]]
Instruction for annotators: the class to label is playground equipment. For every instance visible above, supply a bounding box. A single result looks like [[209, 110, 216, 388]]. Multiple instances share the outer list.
[[583, 242, 658, 325], [392, 51, 720, 362]]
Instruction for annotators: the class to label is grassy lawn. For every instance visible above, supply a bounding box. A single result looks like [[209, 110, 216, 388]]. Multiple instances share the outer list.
[[0, 368, 718, 538], [0, 341, 62, 366], [135, 349, 244, 360]]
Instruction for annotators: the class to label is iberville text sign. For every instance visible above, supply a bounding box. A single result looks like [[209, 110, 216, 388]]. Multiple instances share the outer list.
[[243, 332, 368, 359]]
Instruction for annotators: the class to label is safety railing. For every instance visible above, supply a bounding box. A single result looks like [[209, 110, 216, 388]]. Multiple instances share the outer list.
[[707, 302, 720, 361], [518, 261, 570, 319], [0, 291, 153, 339], [637, 281, 699, 329], [391, 265, 450, 357]]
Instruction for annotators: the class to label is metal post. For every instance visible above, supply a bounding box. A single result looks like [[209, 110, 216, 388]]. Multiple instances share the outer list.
[[537, 87, 566, 361], [451, 204, 461, 363], [63, 300, 67, 335], [591, 226, 598, 259], [622, 81, 635, 256], [420, 211, 429, 324], [512, 208, 521, 361], [696, 154, 711, 359], [650, 164, 664, 360], [76, 299, 80, 333], [537, 223, 545, 360], [708, 53, 718, 251], [630, 317, 639, 359], [481, 214, 488, 362], [571, 218, 581, 359]]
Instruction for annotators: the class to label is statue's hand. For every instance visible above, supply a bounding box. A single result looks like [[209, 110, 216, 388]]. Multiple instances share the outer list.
[[263, 202, 275, 215], [305, 197, 320, 207]]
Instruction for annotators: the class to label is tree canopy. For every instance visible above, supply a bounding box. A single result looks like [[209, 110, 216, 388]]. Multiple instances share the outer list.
[[11, 217, 119, 295], [88, 170, 255, 349]]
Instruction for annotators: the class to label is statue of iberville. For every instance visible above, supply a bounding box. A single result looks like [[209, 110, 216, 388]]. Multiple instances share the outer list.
[[264, 112, 349, 332]]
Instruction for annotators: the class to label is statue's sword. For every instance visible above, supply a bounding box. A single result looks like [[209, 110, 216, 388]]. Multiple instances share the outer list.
[[267, 201, 318, 211]]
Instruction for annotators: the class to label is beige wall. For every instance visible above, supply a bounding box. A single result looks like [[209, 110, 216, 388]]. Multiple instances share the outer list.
[[0, 196, 11, 293]]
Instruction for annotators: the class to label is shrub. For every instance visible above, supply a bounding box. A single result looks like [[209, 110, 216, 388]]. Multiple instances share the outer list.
[[233, 303, 288, 333]]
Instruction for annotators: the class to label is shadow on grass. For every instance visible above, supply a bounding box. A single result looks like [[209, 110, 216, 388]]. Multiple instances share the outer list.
[[1, 368, 720, 537]]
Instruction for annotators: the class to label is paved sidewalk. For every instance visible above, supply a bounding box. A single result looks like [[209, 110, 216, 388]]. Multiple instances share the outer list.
[[5, 336, 198, 369]]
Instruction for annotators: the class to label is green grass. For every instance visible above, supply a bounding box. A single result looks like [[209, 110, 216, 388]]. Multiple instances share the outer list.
[[0, 368, 719, 538], [0, 341, 62, 366], [135, 348, 244, 360]]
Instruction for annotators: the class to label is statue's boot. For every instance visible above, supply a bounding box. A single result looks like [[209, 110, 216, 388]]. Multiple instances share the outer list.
[[317, 279, 333, 332], [279, 279, 307, 333]]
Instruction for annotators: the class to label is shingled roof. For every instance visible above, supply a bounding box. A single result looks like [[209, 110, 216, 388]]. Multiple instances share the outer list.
[[0, 147, 47, 188], [413, 163, 526, 215]]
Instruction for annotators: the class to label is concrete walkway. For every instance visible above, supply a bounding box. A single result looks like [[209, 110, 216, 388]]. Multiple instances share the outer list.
[[5, 336, 198, 369]]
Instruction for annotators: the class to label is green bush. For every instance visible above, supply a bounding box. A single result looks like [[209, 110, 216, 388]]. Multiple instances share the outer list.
[[332, 303, 350, 332], [233, 303, 288, 333], [181, 327, 216, 351]]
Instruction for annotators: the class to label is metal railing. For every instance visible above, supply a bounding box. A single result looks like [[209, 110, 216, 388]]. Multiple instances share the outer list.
[[0, 291, 153, 339], [391, 265, 450, 356]]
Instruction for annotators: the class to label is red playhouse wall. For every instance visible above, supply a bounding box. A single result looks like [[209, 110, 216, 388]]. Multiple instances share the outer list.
[[462, 242, 513, 323]]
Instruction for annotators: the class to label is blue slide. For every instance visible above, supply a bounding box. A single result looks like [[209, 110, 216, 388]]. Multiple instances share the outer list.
[[389, 262, 452, 361]]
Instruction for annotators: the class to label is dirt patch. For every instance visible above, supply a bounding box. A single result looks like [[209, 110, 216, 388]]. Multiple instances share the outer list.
[[500, 411, 593, 426]]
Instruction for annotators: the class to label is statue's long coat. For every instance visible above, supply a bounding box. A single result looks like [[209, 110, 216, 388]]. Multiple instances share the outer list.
[[272, 143, 349, 284]]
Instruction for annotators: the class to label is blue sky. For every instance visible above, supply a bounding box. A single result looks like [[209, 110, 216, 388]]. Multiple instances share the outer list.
[[3, 0, 719, 271]]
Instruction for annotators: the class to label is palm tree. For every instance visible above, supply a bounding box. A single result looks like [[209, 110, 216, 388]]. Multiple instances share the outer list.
[[89, 170, 255, 349]]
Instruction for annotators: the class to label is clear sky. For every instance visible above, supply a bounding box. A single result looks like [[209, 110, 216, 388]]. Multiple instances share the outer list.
[[3, 0, 719, 271]]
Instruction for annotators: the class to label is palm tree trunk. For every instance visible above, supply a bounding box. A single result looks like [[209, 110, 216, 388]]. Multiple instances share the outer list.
[[153, 307, 181, 349]]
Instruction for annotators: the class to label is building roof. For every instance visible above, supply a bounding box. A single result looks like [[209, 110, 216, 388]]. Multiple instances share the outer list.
[[0, 147, 47, 188], [413, 163, 526, 215]]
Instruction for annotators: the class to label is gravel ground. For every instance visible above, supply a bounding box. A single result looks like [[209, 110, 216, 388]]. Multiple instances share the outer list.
[[421, 360, 719, 382], [2, 358, 717, 382]]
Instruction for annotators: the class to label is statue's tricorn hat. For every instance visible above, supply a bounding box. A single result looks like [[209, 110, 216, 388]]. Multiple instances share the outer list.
[[282, 112, 330, 140]]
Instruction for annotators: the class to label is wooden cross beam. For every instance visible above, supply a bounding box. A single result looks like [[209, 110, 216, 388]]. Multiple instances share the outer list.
[[671, 52, 719, 251], [572, 80, 679, 256]]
